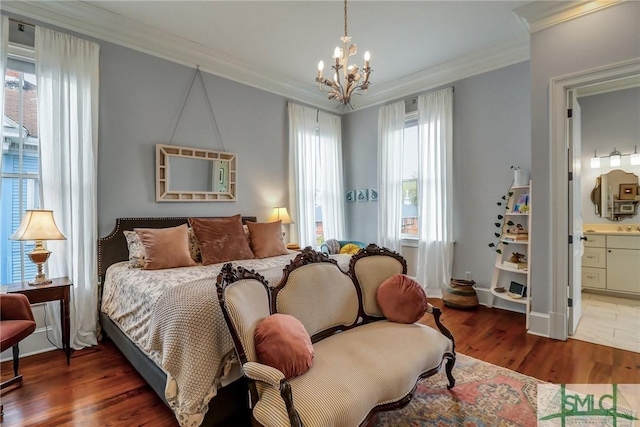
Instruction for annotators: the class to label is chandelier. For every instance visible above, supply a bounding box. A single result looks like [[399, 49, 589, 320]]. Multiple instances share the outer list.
[[316, 0, 372, 109]]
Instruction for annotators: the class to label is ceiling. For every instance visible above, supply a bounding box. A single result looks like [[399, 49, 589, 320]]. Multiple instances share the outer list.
[[3, 1, 538, 111]]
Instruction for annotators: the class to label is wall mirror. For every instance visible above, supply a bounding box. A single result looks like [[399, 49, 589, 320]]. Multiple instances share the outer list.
[[156, 144, 236, 202], [591, 169, 639, 220]]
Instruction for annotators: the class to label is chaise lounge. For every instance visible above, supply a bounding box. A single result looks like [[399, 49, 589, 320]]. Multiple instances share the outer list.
[[216, 245, 455, 427]]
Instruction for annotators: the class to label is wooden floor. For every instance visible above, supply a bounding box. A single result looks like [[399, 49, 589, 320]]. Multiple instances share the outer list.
[[1, 301, 639, 427]]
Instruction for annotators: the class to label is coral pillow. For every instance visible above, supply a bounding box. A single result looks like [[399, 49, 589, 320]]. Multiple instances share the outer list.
[[339, 243, 361, 255], [246, 221, 288, 258], [189, 215, 254, 265], [254, 314, 314, 380], [376, 274, 428, 323], [135, 224, 197, 270]]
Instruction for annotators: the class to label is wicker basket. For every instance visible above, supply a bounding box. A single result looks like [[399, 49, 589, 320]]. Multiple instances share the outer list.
[[443, 279, 479, 309]]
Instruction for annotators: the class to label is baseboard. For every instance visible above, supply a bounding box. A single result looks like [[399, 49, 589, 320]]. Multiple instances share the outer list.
[[528, 311, 551, 338], [0, 326, 57, 362]]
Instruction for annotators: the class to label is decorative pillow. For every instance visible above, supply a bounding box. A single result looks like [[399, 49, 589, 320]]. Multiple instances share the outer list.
[[376, 274, 428, 324], [124, 230, 146, 268], [246, 221, 288, 259], [188, 228, 202, 263], [188, 215, 254, 265], [324, 239, 341, 255], [339, 243, 361, 255], [135, 224, 197, 270], [254, 314, 314, 380]]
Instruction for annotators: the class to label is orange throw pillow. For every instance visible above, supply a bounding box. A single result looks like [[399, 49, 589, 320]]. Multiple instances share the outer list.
[[188, 215, 254, 265], [376, 274, 428, 323], [254, 314, 314, 380], [246, 221, 288, 258], [135, 224, 196, 270]]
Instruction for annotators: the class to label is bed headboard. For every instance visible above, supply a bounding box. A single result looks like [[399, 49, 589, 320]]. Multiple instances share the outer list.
[[97, 216, 257, 283]]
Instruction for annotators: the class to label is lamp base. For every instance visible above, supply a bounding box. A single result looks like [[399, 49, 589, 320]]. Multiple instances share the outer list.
[[27, 242, 52, 286]]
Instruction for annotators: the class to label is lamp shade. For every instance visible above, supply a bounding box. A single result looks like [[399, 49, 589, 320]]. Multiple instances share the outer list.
[[10, 210, 66, 241], [268, 207, 293, 224]]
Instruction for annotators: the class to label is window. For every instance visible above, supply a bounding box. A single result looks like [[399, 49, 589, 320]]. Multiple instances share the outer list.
[[401, 118, 419, 238], [1, 66, 40, 284]]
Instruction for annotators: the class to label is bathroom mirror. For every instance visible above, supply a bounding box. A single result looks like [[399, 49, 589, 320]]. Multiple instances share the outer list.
[[156, 144, 236, 202], [591, 169, 639, 220]]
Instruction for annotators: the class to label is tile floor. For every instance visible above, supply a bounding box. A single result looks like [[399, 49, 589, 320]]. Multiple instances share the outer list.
[[571, 292, 640, 353]]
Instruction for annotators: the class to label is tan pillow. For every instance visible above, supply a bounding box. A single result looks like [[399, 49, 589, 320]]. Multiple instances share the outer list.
[[135, 224, 196, 270], [246, 221, 288, 258], [376, 274, 428, 323], [254, 314, 314, 380], [188, 215, 254, 265]]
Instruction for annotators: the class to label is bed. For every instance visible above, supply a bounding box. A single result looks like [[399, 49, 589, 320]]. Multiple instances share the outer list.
[[97, 216, 351, 427]]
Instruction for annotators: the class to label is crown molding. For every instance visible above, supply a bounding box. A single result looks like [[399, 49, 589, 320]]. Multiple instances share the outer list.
[[514, 0, 625, 34], [350, 39, 530, 111], [2, 1, 529, 114]]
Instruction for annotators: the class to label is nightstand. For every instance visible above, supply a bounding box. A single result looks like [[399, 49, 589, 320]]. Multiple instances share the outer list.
[[1, 277, 73, 365]]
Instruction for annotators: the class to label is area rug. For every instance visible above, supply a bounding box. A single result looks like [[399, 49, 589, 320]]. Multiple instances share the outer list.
[[372, 353, 543, 427]]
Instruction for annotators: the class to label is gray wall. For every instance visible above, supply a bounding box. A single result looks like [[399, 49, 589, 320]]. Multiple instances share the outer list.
[[342, 61, 531, 302], [580, 87, 640, 224], [530, 1, 640, 315], [5, 13, 299, 238]]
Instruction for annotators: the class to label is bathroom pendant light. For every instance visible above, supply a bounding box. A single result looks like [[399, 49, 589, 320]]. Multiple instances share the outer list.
[[590, 150, 600, 169], [631, 145, 640, 166], [609, 148, 621, 167]]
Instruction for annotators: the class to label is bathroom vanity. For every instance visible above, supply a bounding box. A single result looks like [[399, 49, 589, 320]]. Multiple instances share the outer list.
[[582, 227, 640, 297]]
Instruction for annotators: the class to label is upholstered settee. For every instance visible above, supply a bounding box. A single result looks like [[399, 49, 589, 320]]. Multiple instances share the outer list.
[[216, 245, 456, 427]]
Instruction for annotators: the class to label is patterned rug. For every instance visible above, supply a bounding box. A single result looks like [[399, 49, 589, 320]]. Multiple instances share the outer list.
[[372, 353, 543, 427]]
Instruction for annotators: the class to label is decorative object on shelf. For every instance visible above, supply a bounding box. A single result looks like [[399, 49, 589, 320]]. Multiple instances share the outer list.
[[512, 194, 530, 213], [369, 188, 378, 201], [346, 190, 356, 202], [315, 0, 372, 109], [488, 186, 514, 254], [10, 210, 66, 285], [357, 189, 369, 202], [494, 287, 506, 293], [589, 146, 640, 168], [509, 253, 526, 263], [508, 281, 527, 298], [511, 165, 529, 187], [619, 183, 638, 200], [443, 279, 478, 309]]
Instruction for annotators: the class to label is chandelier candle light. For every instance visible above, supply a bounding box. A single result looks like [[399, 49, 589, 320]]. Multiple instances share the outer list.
[[316, 0, 371, 109]]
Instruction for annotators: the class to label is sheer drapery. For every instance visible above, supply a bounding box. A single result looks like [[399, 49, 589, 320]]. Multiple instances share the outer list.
[[416, 88, 453, 296], [288, 103, 319, 248], [288, 103, 345, 247], [0, 16, 8, 198], [377, 101, 405, 252], [36, 27, 100, 349], [318, 111, 346, 240]]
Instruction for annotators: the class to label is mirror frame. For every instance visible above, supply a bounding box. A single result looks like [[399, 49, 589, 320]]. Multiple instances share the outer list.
[[591, 169, 639, 221], [156, 144, 236, 202]]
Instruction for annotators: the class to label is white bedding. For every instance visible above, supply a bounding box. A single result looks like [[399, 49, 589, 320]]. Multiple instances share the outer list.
[[100, 252, 352, 427]]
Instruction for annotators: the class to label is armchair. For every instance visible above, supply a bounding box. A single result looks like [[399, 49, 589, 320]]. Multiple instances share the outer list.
[[0, 293, 36, 391]]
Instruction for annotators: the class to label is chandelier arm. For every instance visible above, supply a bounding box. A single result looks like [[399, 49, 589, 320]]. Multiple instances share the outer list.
[[344, 0, 348, 39]]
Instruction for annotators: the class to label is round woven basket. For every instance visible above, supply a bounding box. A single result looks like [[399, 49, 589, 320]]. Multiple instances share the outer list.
[[443, 279, 478, 309]]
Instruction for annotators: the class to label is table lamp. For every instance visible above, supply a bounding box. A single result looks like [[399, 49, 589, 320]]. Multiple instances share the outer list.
[[268, 207, 293, 241], [10, 210, 66, 285]]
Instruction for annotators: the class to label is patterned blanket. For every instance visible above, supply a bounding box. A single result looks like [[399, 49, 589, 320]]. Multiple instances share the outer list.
[[101, 253, 352, 427]]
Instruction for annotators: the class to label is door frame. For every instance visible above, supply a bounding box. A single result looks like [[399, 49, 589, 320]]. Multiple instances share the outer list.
[[548, 58, 640, 340]]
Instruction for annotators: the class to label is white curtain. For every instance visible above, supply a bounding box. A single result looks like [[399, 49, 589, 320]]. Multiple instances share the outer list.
[[377, 101, 405, 252], [288, 103, 319, 248], [416, 88, 453, 296], [36, 27, 100, 349], [318, 110, 346, 240], [0, 16, 8, 198]]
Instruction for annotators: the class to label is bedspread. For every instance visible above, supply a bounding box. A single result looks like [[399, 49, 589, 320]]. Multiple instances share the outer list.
[[101, 252, 352, 427]]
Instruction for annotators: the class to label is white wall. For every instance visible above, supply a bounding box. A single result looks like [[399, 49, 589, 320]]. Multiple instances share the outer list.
[[529, 1, 640, 316], [342, 61, 531, 309], [580, 87, 640, 224]]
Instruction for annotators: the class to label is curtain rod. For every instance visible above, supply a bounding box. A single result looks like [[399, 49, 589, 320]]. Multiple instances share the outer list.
[[8, 17, 36, 31]]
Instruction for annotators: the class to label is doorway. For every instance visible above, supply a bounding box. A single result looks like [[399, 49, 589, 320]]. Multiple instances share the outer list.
[[549, 58, 640, 342]]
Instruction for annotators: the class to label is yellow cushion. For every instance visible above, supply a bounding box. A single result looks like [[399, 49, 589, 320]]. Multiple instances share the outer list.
[[339, 243, 361, 255]]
